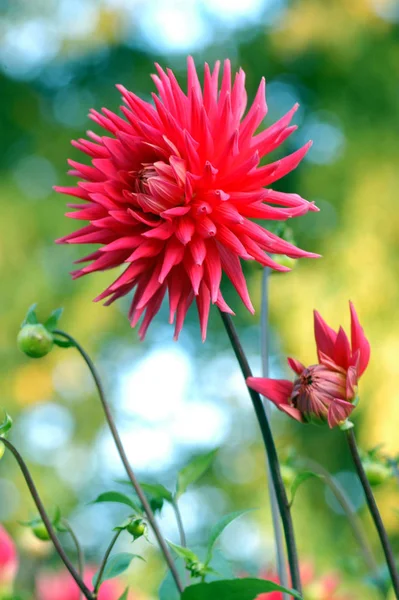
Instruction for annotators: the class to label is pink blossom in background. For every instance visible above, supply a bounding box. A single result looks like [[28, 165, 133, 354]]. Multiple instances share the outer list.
[[248, 302, 370, 428], [56, 56, 319, 340], [36, 567, 140, 600], [0, 525, 18, 588]]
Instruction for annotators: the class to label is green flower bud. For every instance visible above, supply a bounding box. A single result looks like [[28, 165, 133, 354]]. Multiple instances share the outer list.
[[126, 518, 147, 540], [32, 522, 51, 541], [17, 324, 54, 359], [363, 462, 392, 487], [280, 464, 296, 488]]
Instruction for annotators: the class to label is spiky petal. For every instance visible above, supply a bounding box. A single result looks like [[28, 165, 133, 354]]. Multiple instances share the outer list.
[[56, 57, 319, 340]]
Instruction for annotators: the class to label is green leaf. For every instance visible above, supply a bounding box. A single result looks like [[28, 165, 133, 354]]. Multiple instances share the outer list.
[[91, 491, 141, 513], [53, 337, 75, 348], [94, 553, 142, 584], [181, 579, 303, 599], [176, 450, 217, 499], [290, 472, 322, 506], [117, 590, 129, 600], [140, 482, 173, 504], [206, 510, 253, 564], [167, 540, 199, 563], [22, 304, 38, 326], [44, 308, 64, 331], [0, 413, 13, 436]]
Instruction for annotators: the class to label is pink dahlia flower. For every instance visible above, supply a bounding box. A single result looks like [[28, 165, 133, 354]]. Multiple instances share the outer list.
[[0, 525, 18, 588], [248, 302, 370, 428], [36, 566, 140, 600], [56, 57, 318, 340]]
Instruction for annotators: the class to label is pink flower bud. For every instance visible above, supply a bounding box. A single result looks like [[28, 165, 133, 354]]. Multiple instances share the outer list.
[[247, 302, 370, 428]]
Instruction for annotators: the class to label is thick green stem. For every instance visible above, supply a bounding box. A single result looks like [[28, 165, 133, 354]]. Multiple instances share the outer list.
[[1, 438, 94, 600], [219, 311, 302, 595], [53, 330, 183, 594], [346, 429, 399, 598]]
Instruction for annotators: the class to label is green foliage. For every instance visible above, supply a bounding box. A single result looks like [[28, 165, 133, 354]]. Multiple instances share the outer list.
[[20, 507, 66, 541], [176, 450, 217, 499], [205, 509, 253, 564], [181, 579, 303, 599], [91, 491, 141, 513], [0, 412, 13, 436], [93, 553, 143, 585], [117, 590, 130, 600], [140, 482, 174, 504]]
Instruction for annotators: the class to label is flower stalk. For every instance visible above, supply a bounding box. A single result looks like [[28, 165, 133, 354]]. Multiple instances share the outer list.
[[53, 329, 184, 594], [346, 428, 399, 598], [1, 437, 94, 600], [219, 311, 302, 595]]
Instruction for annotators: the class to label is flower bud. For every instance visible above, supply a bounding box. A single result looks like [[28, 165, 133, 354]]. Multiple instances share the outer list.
[[363, 462, 392, 487], [32, 522, 51, 542], [187, 560, 206, 579], [126, 518, 147, 540], [17, 324, 54, 359]]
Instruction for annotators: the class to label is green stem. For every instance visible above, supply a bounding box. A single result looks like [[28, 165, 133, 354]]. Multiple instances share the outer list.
[[219, 311, 302, 595], [261, 268, 289, 600], [93, 530, 122, 596], [172, 500, 187, 548], [53, 330, 183, 595], [62, 519, 86, 600], [1, 438, 94, 600], [346, 429, 399, 598]]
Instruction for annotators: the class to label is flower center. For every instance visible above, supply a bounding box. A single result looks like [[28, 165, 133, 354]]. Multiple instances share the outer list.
[[135, 164, 158, 194]]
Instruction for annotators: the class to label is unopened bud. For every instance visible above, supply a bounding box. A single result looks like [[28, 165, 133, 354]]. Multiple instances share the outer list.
[[32, 522, 51, 542], [17, 324, 53, 359], [280, 465, 296, 488], [126, 518, 147, 540], [187, 560, 206, 579]]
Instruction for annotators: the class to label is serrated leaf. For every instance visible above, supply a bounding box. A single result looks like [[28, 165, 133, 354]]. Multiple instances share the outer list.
[[181, 578, 303, 599], [91, 491, 141, 512], [0, 413, 13, 436], [176, 450, 217, 499], [22, 304, 38, 326], [167, 540, 199, 563], [53, 337, 76, 348], [290, 472, 322, 506], [93, 553, 142, 584], [44, 308, 64, 331], [205, 509, 253, 564]]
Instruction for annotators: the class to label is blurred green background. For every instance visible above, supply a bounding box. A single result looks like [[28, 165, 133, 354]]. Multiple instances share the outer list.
[[1, 0, 399, 598]]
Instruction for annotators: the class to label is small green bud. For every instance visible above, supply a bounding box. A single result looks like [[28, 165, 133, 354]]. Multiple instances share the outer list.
[[363, 462, 392, 487], [17, 324, 54, 358], [280, 465, 296, 488], [187, 560, 206, 579], [126, 518, 147, 540], [32, 522, 51, 541]]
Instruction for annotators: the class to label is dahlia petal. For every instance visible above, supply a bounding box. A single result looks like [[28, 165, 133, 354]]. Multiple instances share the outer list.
[[136, 263, 163, 309], [250, 103, 298, 152], [246, 377, 293, 407], [174, 290, 194, 340], [333, 326, 351, 370], [214, 203, 243, 224], [215, 291, 235, 315], [203, 239, 222, 303], [245, 141, 312, 189], [239, 77, 267, 143], [231, 68, 247, 121], [197, 216, 217, 238], [100, 236, 141, 252], [190, 235, 207, 266], [159, 238, 186, 283], [318, 351, 346, 374], [196, 283, 211, 342], [175, 216, 195, 245], [350, 301, 370, 377], [327, 398, 355, 429], [142, 221, 175, 240], [183, 253, 204, 295], [314, 310, 338, 363], [203, 61, 220, 117], [169, 155, 187, 186], [287, 357, 306, 375], [126, 239, 164, 262], [53, 185, 89, 199], [138, 284, 167, 340], [279, 404, 305, 422], [346, 365, 358, 400], [216, 223, 252, 259], [218, 245, 254, 313], [167, 267, 184, 323]]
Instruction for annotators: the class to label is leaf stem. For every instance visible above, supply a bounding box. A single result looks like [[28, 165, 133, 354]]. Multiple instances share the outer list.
[[299, 457, 381, 583], [172, 500, 187, 548], [346, 428, 399, 598], [93, 530, 122, 596], [260, 268, 289, 600], [1, 437, 94, 600], [62, 519, 86, 600], [218, 311, 302, 595], [53, 330, 183, 595]]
